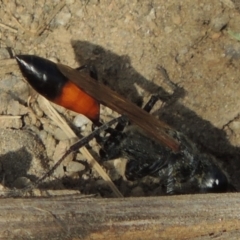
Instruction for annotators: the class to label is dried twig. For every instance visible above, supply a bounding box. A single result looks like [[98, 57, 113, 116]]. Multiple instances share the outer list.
[[35, 1, 65, 36], [41, 98, 123, 198], [2, 1, 65, 36], [0, 22, 17, 33], [0, 115, 21, 119]]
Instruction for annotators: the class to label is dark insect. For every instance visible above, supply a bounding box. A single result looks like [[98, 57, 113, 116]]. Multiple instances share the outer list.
[[96, 95, 230, 195]]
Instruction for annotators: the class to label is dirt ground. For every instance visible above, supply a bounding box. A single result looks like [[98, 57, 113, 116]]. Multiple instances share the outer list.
[[1, 0, 240, 197]]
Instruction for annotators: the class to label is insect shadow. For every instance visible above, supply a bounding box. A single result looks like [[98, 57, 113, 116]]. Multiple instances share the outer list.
[[71, 40, 240, 192]]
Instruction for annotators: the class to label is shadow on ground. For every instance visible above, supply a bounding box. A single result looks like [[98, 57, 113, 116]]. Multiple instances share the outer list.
[[0, 147, 37, 188], [71, 40, 240, 190]]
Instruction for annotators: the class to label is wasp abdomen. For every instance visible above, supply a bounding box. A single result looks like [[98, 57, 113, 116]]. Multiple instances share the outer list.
[[16, 55, 100, 123]]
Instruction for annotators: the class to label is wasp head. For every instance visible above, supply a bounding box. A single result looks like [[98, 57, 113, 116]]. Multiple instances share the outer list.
[[196, 153, 229, 193]]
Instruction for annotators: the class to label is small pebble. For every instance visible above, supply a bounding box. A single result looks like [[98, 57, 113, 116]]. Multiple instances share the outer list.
[[73, 114, 90, 128], [54, 7, 71, 26], [66, 161, 85, 173], [12, 177, 32, 189], [210, 14, 229, 32], [0, 118, 22, 129], [131, 186, 145, 197], [53, 127, 69, 141], [45, 133, 57, 158], [103, 158, 127, 181]]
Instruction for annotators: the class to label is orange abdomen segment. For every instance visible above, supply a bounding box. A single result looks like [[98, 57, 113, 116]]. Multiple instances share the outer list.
[[54, 80, 100, 123]]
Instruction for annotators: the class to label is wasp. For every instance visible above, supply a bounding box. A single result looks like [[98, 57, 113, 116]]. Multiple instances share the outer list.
[[16, 55, 230, 194], [15, 55, 179, 152]]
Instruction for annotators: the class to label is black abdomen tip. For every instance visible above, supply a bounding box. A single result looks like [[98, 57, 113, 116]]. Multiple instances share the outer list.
[[16, 55, 67, 100]]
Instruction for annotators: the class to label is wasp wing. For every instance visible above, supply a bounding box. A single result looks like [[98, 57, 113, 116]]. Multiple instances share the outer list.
[[57, 63, 180, 152]]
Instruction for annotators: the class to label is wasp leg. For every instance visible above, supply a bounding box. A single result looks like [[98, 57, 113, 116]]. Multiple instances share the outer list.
[[112, 94, 160, 132], [94, 116, 128, 160], [34, 116, 121, 186], [96, 94, 161, 160], [157, 65, 185, 104], [75, 64, 98, 81], [143, 94, 159, 112]]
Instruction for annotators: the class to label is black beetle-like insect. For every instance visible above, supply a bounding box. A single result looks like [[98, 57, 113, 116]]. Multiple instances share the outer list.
[[96, 95, 230, 195]]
